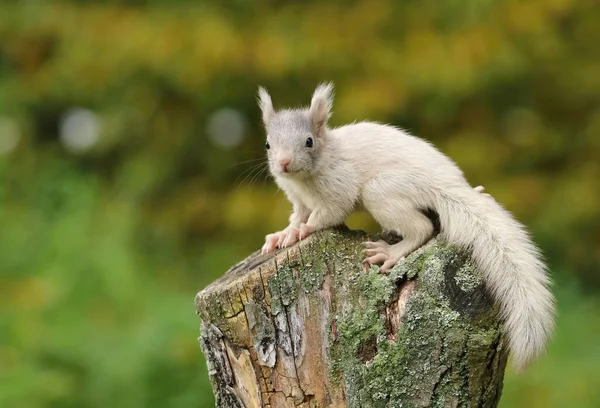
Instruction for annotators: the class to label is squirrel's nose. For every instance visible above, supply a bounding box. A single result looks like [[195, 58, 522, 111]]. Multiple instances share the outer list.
[[278, 157, 292, 172]]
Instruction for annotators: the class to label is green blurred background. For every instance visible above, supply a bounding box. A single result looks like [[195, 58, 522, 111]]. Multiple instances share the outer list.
[[0, 1, 598, 407]]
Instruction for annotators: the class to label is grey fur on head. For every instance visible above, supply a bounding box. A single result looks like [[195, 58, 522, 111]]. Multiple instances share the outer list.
[[257, 83, 334, 134], [257, 83, 335, 177]]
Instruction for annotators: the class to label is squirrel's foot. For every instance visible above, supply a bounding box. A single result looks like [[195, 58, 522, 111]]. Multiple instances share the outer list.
[[280, 226, 300, 248], [261, 226, 303, 254], [362, 240, 409, 274], [262, 231, 286, 254]]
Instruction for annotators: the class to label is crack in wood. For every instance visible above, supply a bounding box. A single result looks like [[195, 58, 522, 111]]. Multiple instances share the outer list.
[[258, 267, 271, 308]]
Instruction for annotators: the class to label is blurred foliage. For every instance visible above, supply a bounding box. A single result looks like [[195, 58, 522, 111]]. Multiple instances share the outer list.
[[0, 0, 598, 407]]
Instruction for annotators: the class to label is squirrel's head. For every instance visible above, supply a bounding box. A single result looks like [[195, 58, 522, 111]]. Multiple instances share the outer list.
[[257, 83, 334, 178]]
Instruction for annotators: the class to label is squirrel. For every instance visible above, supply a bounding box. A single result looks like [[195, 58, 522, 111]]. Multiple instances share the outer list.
[[257, 82, 555, 372]]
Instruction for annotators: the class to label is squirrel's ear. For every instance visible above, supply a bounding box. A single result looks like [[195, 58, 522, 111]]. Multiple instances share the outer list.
[[257, 86, 275, 126], [309, 82, 334, 136]]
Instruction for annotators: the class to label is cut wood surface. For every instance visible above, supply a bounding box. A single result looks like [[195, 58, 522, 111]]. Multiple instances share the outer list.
[[195, 228, 507, 407]]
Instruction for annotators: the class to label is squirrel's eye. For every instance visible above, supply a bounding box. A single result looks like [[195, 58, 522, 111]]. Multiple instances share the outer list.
[[265, 141, 270, 150], [305, 137, 313, 148]]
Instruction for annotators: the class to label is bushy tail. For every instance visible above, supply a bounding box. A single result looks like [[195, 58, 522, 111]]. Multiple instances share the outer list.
[[435, 188, 555, 372]]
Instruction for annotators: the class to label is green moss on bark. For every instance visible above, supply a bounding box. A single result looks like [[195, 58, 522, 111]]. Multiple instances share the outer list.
[[329, 240, 506, 408]]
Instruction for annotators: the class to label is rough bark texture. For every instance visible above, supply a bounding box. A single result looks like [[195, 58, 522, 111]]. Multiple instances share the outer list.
[[195, 228, 508, 408]]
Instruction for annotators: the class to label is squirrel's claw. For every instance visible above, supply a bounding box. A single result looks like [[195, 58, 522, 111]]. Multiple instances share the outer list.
[[363, 252, 387, 265], [262, 232, 284, 254], [262, 226, 303, 254], [281, 227, 300, 248], [277, 232, 287, 248]]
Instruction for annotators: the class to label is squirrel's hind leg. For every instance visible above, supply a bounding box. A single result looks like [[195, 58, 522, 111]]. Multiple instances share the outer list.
[[362, 181, 435, 273], [363, 216, 433, 273]]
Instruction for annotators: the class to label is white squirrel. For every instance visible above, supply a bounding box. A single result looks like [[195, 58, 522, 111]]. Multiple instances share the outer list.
[[257, 82, 555, 372]]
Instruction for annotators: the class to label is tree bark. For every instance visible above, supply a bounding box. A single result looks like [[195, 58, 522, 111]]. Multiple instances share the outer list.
[[195, 228, 507, 408]]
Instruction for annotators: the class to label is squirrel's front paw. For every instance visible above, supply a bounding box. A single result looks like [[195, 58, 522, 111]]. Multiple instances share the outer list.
[[262, 232, 285, 254], [261, 226, 302, 254], [281, 226, 300, 248]]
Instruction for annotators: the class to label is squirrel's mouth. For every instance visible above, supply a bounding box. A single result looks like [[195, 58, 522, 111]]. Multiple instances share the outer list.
[[277, 164, 298, 174], [277, 167, 305, 177]]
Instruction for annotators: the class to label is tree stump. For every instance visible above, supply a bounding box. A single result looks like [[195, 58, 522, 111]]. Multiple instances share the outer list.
[[195, 228, 507, 408]]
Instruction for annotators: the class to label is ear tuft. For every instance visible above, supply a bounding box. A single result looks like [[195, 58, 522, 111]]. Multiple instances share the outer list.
[[309, 82, 334, 136], [257, 86, 275, 126]]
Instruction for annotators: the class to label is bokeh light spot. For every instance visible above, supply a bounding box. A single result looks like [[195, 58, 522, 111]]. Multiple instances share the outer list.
[[59, 108, 101, 153], [0, 117, 21, 155], [206, 108, 246, 150]]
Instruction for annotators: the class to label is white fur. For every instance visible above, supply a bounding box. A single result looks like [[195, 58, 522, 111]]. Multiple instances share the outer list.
[[258, 84, 556, 372]]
